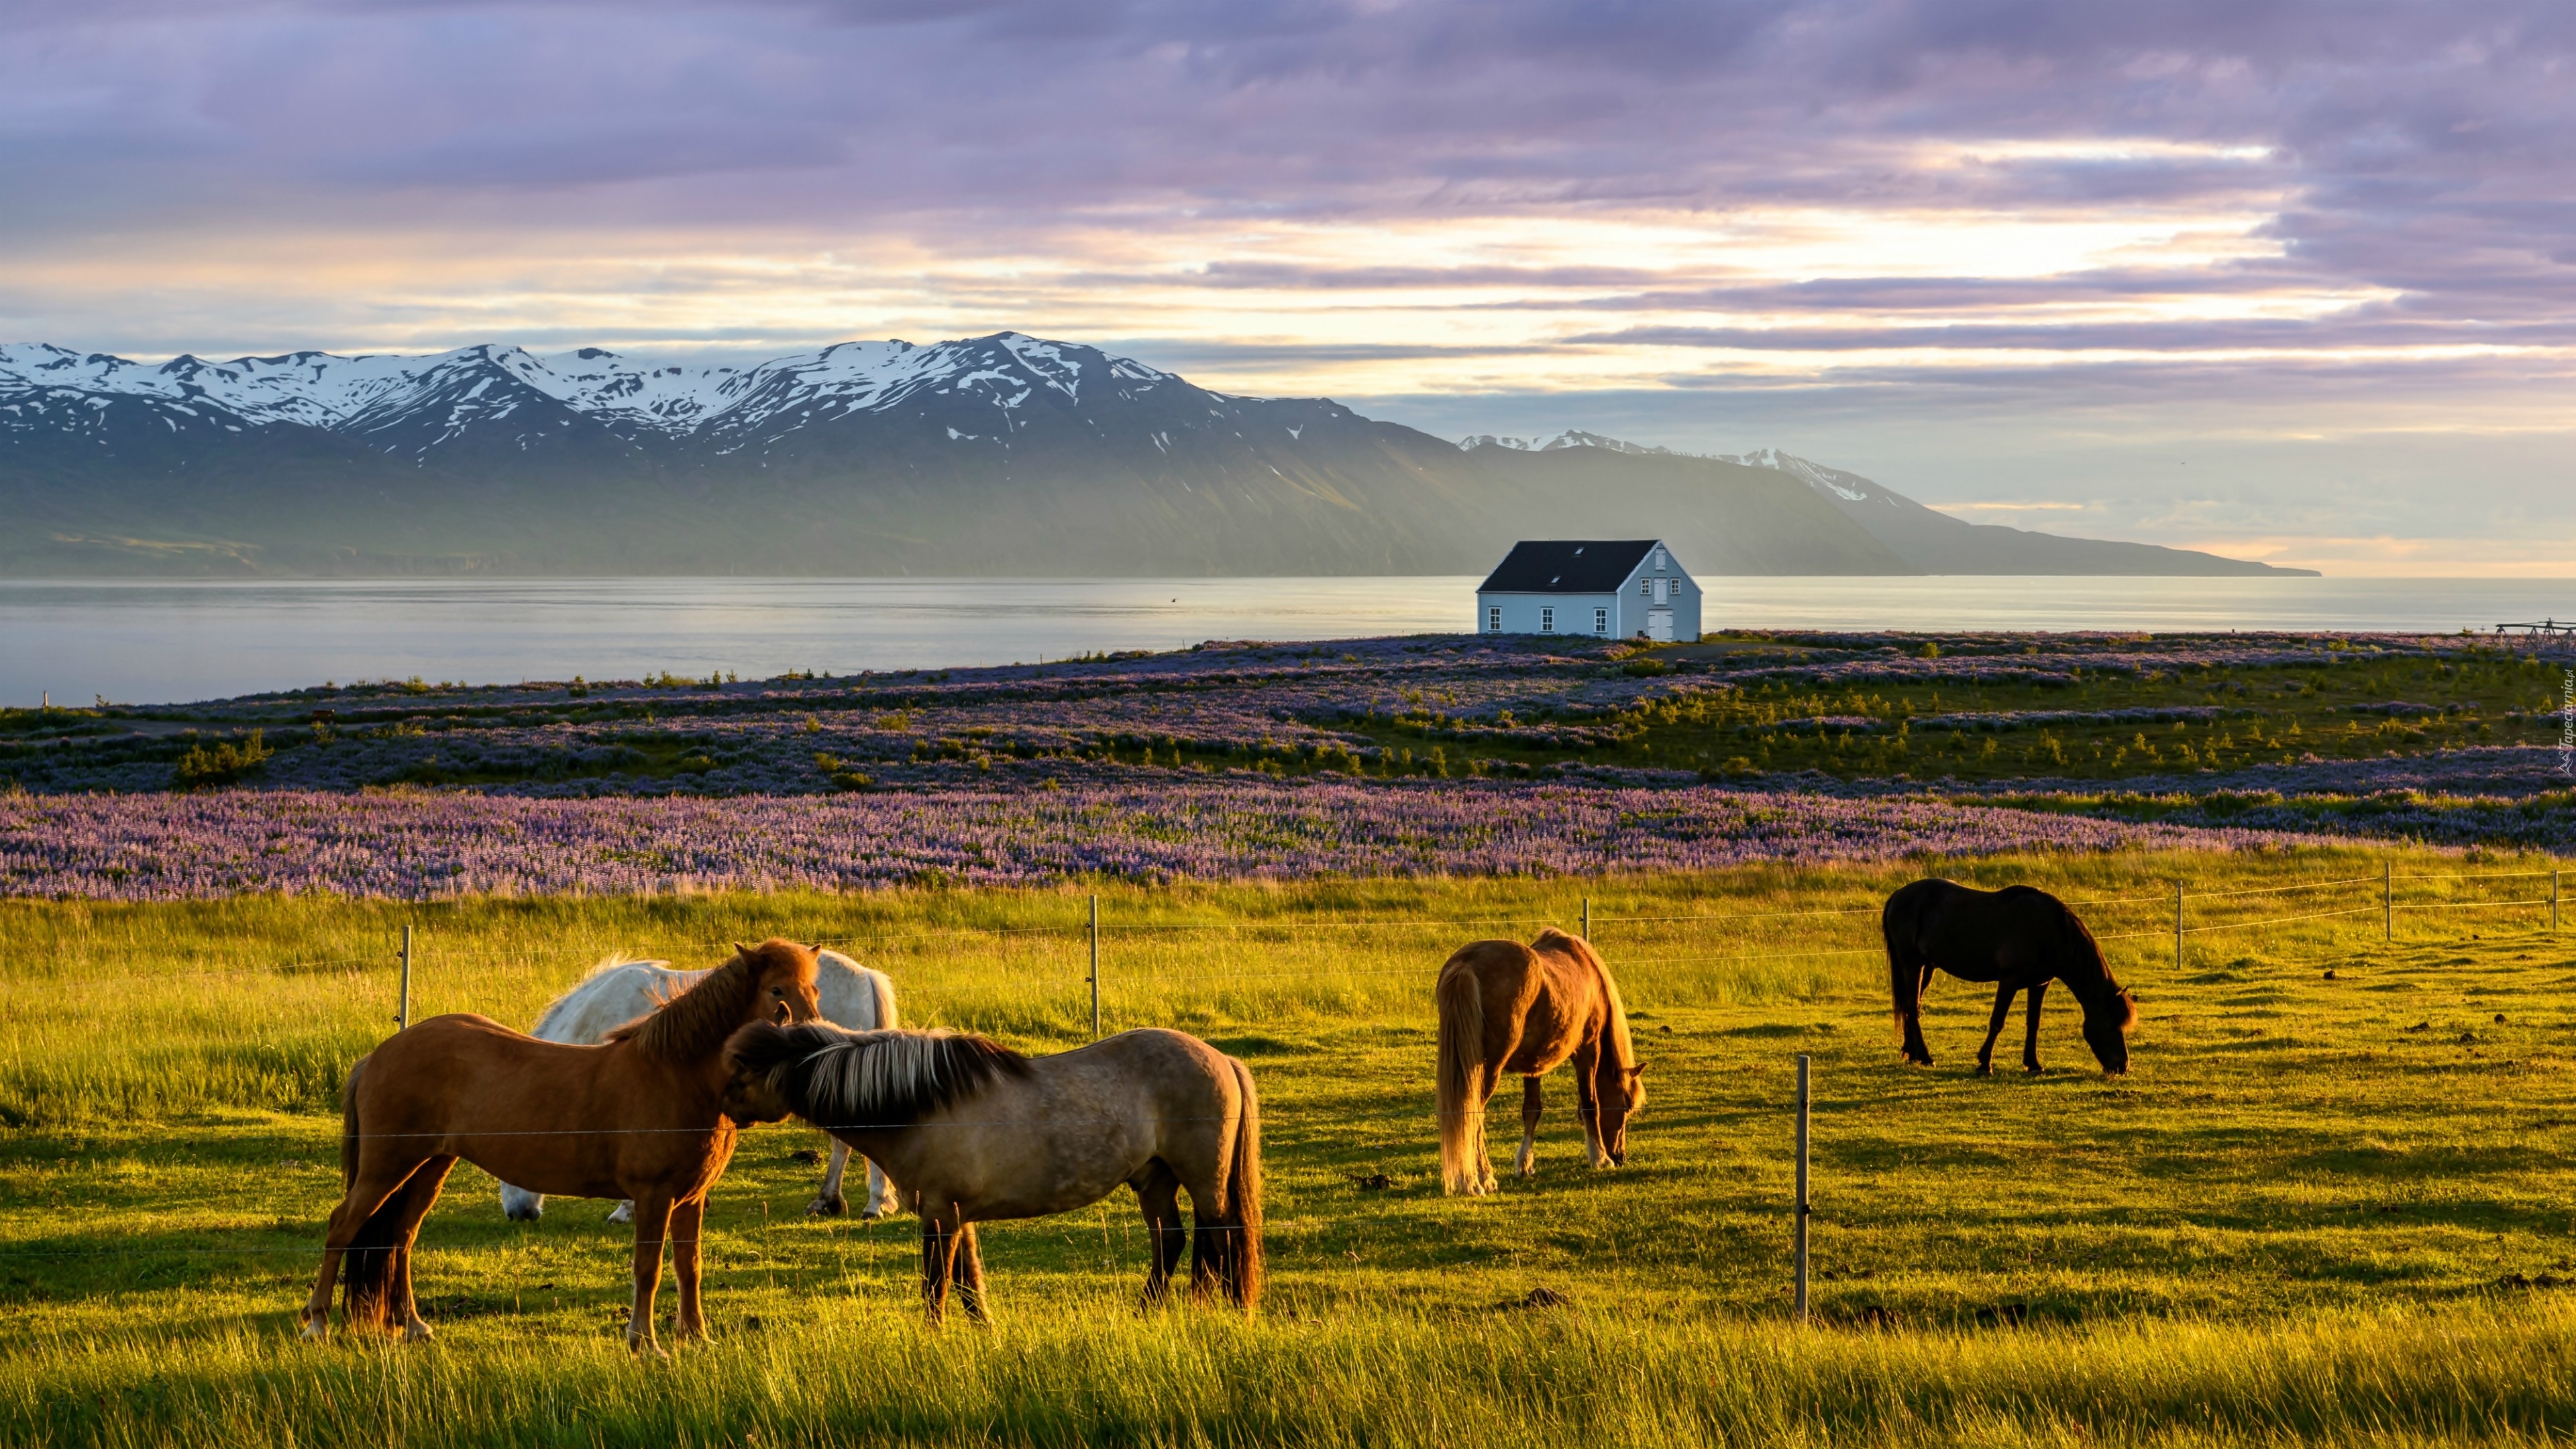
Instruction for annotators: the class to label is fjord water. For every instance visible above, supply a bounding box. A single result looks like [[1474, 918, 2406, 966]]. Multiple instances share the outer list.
[[1, 574, 2567, 706]]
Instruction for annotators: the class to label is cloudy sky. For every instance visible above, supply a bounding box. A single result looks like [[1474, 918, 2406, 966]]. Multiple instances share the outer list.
[[4, 1, 2568, 574]]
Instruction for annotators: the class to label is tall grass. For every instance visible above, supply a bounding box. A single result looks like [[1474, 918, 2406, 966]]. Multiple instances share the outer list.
[[5, 1299, 2571, 1448], [3, 846, 2571, 1446], [0, 843, 2549, 1125]]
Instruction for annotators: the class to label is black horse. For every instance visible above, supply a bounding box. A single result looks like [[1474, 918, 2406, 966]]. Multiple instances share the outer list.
[[1882, 879, 2135, 1075]]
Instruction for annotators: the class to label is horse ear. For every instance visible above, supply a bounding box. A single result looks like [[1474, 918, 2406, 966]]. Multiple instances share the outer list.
[[1630, 1063, 1647, 1076], [733, 941, 754, 959]]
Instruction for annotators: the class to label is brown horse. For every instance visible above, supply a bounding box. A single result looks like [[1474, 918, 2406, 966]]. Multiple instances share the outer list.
[[723, 1023, 1261, 1323], [1882, 879, 2135, 1075], [1435, 928, 1644, 1196], [300, 939, 820, 1354]]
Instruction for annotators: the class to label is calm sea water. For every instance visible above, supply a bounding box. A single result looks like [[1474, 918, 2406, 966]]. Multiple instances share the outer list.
[[2, 575, 2568, 707]]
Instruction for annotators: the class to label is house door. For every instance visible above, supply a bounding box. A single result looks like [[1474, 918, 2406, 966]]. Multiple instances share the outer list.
[[1647, 606, 1674, 642]]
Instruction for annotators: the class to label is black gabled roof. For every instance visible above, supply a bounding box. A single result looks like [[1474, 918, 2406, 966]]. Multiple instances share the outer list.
[[1476, 539, 1662, 594]]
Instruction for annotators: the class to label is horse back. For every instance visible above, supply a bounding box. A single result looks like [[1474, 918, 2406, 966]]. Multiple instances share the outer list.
[[1886, 878, 2082, 983], [1441, 934, 1607, 1077], [816, 952, 896, 1030]]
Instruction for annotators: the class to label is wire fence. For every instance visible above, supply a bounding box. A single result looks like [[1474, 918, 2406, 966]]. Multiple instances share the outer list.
[[5, 863, 2565, 997], [0, 861, 2564, 1270]]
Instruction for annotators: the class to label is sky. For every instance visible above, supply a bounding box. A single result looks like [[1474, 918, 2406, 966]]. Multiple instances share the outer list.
[[3, 1, 2569, 575]]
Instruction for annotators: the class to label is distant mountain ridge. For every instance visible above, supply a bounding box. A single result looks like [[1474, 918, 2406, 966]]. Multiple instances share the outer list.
[[0, 335, 2310, 578], [1463, 431, 2316, 577]]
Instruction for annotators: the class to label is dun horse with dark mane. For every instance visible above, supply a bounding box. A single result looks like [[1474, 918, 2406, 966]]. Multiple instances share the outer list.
[[724, 1023, 1262, 1322], [301, 940, 820, 1353], [1882, 879, 2135, 1075], [1436, 928, 1644, 1196]]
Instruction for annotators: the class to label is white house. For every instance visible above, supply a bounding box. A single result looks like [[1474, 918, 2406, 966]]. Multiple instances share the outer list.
[[1475, 539, 1702, 643]]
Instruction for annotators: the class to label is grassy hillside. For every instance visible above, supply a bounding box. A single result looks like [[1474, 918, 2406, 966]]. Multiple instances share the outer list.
[[3, 853, 2571, 1445]]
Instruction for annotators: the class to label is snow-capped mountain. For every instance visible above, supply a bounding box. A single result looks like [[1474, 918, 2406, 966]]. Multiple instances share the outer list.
[[0, 333, 1181, 461], [0, 332, 2309, 578]]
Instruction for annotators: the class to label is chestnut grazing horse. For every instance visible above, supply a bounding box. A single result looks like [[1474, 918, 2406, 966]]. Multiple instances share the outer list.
[[1882, 879, 2135, 1075], [301, 940, 820, 1354], [724, 1023, 1262, 1323], [1435, 928, 1644, 1197]]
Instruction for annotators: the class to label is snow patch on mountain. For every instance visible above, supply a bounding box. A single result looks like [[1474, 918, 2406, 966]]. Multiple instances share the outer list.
[[1458, 429, 1681, 456]]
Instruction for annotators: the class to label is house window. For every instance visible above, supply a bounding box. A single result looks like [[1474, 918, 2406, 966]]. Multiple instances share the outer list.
[[1654, 547, 1666, 570], [1640, 577, 1652, 598], [1540, 606, 1555, 633], [1487, 606, 1501, 632], [1593, 607, 1608, 635]]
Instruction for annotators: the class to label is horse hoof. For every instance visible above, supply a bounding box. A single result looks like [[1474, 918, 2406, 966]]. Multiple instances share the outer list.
[[861, 1209, 883, 1222], [626, 1332, 668, 1360], [807, 1195, 847, 1217], [400, 1321, 435, 1344], [298, 1316, 329, 1342], [1976, 1064, 1994, 1077], [2026, 1065, 2047, 1076]]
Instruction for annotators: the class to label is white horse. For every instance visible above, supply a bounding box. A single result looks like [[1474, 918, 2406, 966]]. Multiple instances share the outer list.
[[498, 949, 903, 1223]]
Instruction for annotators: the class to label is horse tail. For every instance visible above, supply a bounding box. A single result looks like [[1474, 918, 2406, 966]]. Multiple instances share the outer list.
[[1882, 888, 1921, 1045], [1216, 1056, 1265, 1312], [334, 1057, 399, 1330], [1435, 956, 1485, 1196]]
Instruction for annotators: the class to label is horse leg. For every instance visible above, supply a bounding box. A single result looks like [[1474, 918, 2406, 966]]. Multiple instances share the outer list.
[[808, 1138, 849, 1217], [669, 1197, 709, 1342], [301, 1156, 429, 1338], [1570, 1042, 1608, 1168], [919, 1203, 963, 1325], [864, 1155, 900, 1220], [2023, 979, 2051, 1075], [608, 1199, 635, 1225], [1515, 1075, 1545, 1177], [950, 1223, 991, 1324], [1976, 983, 2015, 1077], [389, 1156, 458, 1343], [1889, 951, 1935, 1067], [626, 1191, 674, 1357], [498, 1183, 545, 1222], [1134, 1163, 1186, 1307]]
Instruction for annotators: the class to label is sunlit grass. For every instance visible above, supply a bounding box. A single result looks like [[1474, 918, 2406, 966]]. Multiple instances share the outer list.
[[1, 846, 2571, 1444]]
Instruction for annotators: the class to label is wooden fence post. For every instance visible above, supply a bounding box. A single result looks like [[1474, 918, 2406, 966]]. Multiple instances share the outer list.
[[2173, 881, 2184, 973], [2384, 861, 2394, 943], [1794, 1054, 1811, 1326], [1088, 894, 1102, 1040], [397, 924, 413, 1031], [1582, 896, 1592, 941], [2553, 869, 2561, 933]]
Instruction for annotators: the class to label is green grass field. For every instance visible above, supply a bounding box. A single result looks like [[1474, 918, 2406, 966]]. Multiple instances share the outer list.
[[3, 847, 2572, 1445]]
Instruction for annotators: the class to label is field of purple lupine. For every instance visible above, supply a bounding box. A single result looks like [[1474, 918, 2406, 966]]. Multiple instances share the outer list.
[[3, 630, 2567, 898]]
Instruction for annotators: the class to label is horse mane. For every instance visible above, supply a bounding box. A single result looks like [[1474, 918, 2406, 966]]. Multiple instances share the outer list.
[[1534, 927, 1636, 1071], [623, 940, 813, 1063], [2055, 900, 2137, 1026], [727, 1022, 1028, 1128]]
